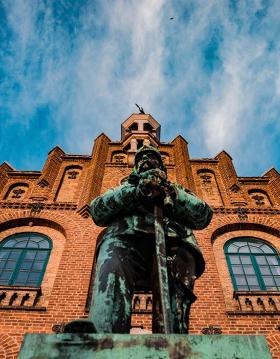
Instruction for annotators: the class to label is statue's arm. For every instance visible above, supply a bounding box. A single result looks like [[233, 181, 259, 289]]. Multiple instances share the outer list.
[[89, 183, 139, 226], [172, 185, 213, 229]]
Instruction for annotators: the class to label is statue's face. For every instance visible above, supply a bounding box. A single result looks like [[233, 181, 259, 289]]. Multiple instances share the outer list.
[[137, 152, 162, 173]]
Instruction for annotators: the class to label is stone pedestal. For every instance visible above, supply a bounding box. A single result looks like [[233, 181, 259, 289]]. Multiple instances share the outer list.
[[18, 334, 271, 359]]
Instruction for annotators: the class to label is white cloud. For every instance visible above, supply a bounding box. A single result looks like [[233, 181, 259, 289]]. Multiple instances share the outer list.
[[184, 1, 280, 174], [201, 34, 267, 154], [1, 0, 280, 175], [62, 0, 167, 148]]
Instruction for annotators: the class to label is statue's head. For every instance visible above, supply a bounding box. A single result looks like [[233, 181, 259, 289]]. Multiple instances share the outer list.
[[134, 145, 165, 173]]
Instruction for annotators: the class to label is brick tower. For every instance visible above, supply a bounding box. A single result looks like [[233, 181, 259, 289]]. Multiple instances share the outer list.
[[0, 113, 279, 358]]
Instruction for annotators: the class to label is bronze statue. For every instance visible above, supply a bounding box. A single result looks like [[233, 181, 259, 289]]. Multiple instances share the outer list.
[[88, 146, 213, 333]]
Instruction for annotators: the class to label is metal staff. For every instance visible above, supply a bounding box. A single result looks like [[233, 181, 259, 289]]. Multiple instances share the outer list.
[[154, 204, 173, 333]]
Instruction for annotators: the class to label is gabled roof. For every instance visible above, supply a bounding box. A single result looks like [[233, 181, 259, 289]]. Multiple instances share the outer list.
[[121, 113, 160, 128]]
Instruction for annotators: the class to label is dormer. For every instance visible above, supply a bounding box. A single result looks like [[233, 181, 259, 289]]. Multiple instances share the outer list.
[[121, 113, 161, 141]]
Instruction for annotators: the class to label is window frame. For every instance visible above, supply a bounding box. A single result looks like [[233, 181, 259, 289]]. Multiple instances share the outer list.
[[225, 237, 280, 291], [0, 232, 52, 287]]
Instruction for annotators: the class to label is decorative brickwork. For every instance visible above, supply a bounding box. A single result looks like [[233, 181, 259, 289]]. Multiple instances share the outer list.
[[267, 334, 280, 359], [197, 170, 223, 206], [0, 113, 279, 357], [55, 166, 83, 202], [0, 333, 20, 359]]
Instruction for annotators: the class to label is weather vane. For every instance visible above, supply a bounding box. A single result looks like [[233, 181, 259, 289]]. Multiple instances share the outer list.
[[135, 103, 145, 114]]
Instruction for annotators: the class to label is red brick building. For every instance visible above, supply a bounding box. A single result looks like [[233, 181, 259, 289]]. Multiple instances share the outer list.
[[0, 113, 279, 358]]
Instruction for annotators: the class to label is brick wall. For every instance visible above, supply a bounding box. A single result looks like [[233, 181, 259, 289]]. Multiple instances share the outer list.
[[0, 114, 279, 357]]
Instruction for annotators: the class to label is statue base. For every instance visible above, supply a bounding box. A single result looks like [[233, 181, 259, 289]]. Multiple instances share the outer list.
[[18, 333, 271, 358]]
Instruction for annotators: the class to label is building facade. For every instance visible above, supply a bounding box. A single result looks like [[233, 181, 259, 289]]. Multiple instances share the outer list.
[[0, 113, 279, 358]]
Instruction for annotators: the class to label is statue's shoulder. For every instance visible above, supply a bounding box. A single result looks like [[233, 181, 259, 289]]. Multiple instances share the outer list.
[[172, 183, 193, 194], [104, 183, 130, 194]]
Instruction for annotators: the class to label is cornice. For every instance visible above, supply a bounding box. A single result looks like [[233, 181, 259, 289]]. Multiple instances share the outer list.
[[213, 206, 280, 215], [0, 201, 77, 211], [7, 172, 41, 179]]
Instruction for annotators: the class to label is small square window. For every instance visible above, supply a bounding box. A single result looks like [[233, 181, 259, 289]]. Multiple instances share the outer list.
[[0, 270, 13, 280], [36, 252, 48, 260], [28, 272, 40, 282], [0, 250, 10, 260], [249, 285, 261, 290], [32, 261, 44, 270], [250, 247, 263, 254], [239, 246, 250, 253], [256, 257, 266, 265], [26, 241, 39, 249], [5, 260, 16, 270], [240, 256, 252, 265], [271, 267, 280, 275], [266, 257, 278, 265], [259, 266, 271, 275], [243, 265, 255, 275], [24, 251, 37, 260], [229, 256, 241, 264], [20, 261, 33, 270], [236, 285, 249, 290], [235, 276, 247, 285], [263, 276, 275, 286], [9, 250, 21, 259], [232, 266, 243, 275], [15, 271, 29, 282], [247, 276, 258, 285]]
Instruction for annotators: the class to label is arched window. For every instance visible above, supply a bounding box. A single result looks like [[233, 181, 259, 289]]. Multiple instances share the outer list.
[[0, 233, 52, 287], [225, 238, 280, 291]]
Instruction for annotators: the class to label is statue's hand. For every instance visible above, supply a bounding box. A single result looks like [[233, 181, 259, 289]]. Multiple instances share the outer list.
[[139, 168, 167, 182], [136, 177, 165, 202]]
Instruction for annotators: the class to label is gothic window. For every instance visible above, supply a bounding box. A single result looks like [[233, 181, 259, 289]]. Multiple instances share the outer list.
[[5, 184, 29, 200], [225, 238, 280, 291], [248, 190, 271, 206], [0, 233, 52, 287]]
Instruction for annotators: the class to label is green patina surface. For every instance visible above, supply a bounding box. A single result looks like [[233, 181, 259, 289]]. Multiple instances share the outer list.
[[18, 334, 272, 359], [88, 146, 213, 333]]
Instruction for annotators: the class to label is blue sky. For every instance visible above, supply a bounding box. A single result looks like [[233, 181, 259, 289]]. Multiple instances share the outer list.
[[0, 0, 279, 176]]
